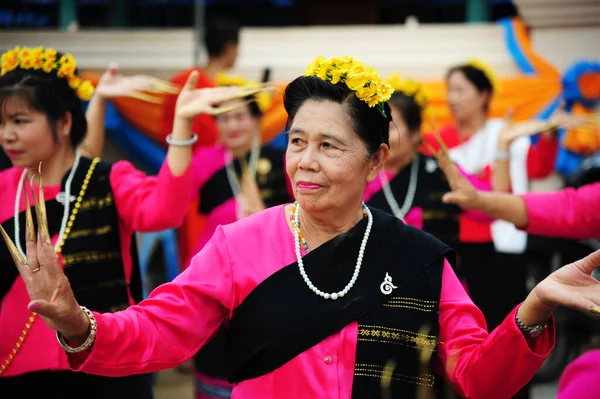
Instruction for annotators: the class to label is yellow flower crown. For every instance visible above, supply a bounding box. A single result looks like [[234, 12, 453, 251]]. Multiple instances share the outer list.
[[1, 46, 95, 101], [305, 56, 394, 118], [386, 74, 428, 109], [463, 59, 500, 91], [215, 72, 272, 113]]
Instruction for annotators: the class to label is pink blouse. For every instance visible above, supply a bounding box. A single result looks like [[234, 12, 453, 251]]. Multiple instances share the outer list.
[[556, 350, 600, 399], [523, 182, 600, 239], [0, 159, 194, 377], [70, 205, 554, 399]]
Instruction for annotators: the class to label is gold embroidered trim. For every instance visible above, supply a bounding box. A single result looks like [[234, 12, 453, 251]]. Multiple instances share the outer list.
[[0, 157, 100, 376], [62, 250, 121, 267], [354, 363, 435, 388], [382, 296, 438, 312], [422, 210, 459, 221], [358, 325, 437, 352], [66, 225, 112, 240], [79, 193, 114, 212]]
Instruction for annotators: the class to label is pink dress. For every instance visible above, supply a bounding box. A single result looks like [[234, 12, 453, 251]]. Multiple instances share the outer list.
[[70, 205, 554, 399], [0, 159, 193, 377]]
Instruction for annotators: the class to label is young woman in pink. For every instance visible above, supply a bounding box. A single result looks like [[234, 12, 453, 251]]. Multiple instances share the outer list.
[[7, 56, 600, 399], [0, 46, 245, 398]]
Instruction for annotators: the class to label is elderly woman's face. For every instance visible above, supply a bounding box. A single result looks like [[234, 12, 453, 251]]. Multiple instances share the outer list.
[[286, 100, 385, 214]]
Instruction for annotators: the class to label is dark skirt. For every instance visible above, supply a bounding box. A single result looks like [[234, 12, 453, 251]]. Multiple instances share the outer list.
[[0, 370, 154, 399]]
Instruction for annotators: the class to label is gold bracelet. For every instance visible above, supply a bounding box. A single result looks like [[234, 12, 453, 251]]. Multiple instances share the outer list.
[[56, 306, 97, 353]]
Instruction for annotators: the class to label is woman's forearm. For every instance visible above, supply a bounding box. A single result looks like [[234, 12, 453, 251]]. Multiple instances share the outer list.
[[79, 94, 108, 158], [478, 191, 529, 228]]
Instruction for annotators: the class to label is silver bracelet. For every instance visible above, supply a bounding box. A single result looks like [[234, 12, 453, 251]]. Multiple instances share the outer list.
[[56, 306, 97, 353], [166, 133, 198, 147], [495, 150, 511, 160]]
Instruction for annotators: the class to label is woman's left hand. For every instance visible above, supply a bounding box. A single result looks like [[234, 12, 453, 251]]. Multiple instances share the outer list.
[[241, 173, 265, 216], [94, 63, 156, 100], [520, 250, 600, 325]]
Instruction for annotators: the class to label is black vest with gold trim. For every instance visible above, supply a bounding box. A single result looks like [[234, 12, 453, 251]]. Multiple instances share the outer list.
[[0, 157, 142, 312]]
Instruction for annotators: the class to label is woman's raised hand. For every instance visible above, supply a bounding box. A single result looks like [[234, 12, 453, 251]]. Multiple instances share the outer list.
[[94, 63, 178, 103], [174, 71, 264, 121]]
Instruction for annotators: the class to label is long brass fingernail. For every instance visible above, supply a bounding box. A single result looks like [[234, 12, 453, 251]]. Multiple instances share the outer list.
[[0, 224, 26, 266], [23, 180, 36, 242], [36, 163, 52, 246], [590, 306, 600, 316]]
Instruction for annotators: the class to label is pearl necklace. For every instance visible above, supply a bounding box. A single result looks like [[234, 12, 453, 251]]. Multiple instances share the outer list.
[[225, 138, 260, 220], [293, 202, 373, 300], [379, 154, 419, 220], [14, 152, 81, 257]]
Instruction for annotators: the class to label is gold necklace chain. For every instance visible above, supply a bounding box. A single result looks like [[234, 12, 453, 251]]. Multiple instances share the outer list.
[[0, 157, 99, 376]]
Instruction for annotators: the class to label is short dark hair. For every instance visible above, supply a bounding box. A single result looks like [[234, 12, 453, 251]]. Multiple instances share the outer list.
[[204, 17, 240, 57], [0, 55, 87, 148], [446, 64, 494, 110], [389, 92, 422, 134], [283, 75, 391, 157]]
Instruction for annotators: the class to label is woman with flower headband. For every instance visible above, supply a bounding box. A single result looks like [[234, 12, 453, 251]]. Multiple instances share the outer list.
[[363, 75, 463, 256], [7, 55, 600, 399], [0, 46, 249, 397]]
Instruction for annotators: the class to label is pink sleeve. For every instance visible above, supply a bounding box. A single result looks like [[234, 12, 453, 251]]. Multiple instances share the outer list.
[[522, 183, 600, 239], [110, 160, 195, 232], [437, 260, 555, 399], [556, 350, 600, 399], [68, 227, 234, 376]]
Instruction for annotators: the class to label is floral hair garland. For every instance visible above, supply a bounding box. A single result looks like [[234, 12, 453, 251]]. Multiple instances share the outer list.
[[305, 56, 394, 118], [215, 72, 273, 113], [1, 46, 95, 101], [386, 74, 428, 109]]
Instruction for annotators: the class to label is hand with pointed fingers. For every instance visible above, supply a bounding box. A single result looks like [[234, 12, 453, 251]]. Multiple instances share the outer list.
[[94, 63, 164, 101], [549, 103, 596, 131], [0, 174, 90, 343], [18, 230, 89, 342], [174, 72, 256, 121], [436, 153, 484, 211], [240, 173, 265, 216], [532, 250, 600, 316]]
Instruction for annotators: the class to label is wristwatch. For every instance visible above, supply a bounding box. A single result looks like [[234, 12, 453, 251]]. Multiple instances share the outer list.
[[515, 313, 548, 339]]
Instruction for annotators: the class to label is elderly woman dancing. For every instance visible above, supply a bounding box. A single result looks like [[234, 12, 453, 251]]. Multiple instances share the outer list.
[[4, 56, 600, 399]]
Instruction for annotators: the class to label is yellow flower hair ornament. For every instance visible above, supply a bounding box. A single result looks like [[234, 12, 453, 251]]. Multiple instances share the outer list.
[[1, 46, 95, 101], [463, 59, 500, 91], [386, 74, 429, 109], [305, 56, 394, 118], [215, 72, 273, 113]]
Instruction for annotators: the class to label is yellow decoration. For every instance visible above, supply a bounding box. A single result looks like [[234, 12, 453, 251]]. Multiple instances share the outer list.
[[0, 46, 94, 101], [215, 72, 273, 113], [386, 74, 429, 109], [464, 59, 501, 92], [305, 56, 394, 117]]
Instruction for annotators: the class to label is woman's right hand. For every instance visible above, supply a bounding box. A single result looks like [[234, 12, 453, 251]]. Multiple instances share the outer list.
[[17, 228, 90, 344], [437, 153, 485, 211], [174, 72, 248, 122]]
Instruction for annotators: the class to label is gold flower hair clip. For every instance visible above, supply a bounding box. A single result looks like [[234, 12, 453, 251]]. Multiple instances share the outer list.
[[386, 74, 429, 109], [1, 46, 95, 101], [305, 56, 394, 118]]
